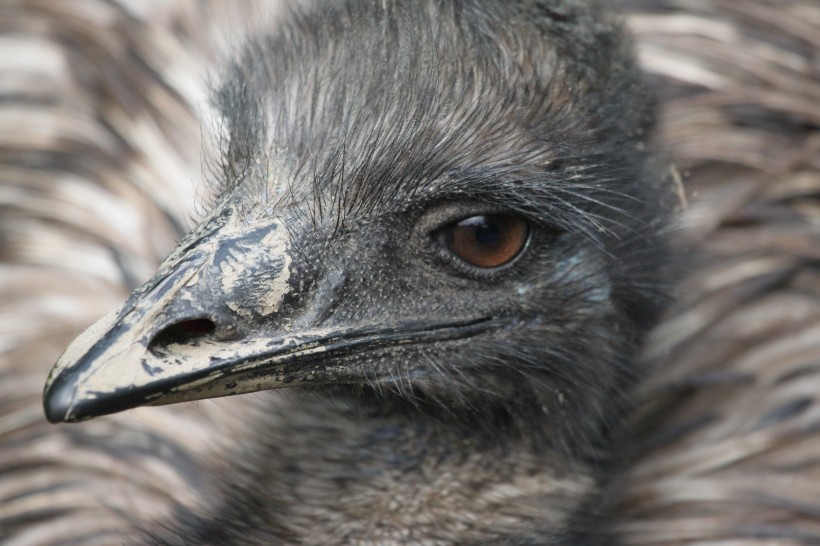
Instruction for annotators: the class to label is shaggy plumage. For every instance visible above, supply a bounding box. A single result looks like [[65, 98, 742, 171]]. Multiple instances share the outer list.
[[1, 0, 819, 544], [39, 2, 670, 543]]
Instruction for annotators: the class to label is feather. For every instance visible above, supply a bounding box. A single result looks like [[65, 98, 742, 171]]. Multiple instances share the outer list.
[[1, 0, 818, 544]]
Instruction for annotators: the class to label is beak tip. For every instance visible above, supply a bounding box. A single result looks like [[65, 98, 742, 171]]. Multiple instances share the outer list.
[[43, 373, 76, 423]]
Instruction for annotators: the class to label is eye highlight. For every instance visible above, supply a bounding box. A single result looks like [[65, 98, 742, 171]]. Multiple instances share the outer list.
[[435, 215, 530, 269]]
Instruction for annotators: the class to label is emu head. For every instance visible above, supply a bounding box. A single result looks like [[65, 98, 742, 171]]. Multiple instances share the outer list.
[[44, 0, 667, 454]]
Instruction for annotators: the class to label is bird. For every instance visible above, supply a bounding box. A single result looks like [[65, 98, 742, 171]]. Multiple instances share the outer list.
[[40, 1, 672, 543], [1, 0, 819, 544]]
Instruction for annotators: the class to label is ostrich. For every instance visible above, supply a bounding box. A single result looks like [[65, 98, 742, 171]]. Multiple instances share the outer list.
[[0, 0, 818, 544], [43, 0, 670, 542]]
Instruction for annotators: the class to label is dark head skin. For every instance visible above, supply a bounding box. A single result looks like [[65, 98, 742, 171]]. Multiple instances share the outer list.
[[43, 0, 670, 543]]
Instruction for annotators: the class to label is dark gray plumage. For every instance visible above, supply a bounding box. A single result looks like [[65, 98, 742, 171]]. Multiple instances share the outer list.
[[0, 0, 810, 544], [42, 1, 671, 543]]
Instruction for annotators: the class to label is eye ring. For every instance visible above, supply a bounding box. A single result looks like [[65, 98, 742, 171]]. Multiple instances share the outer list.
[[435, 215, 530, 269]]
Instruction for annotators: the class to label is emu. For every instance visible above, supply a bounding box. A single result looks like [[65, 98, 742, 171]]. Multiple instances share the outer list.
[[0, 0, 817, 544], [43, 1, 669, 543]]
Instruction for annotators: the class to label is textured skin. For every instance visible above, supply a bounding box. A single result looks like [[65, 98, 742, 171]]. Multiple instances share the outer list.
[[1, 0, 819, 545]]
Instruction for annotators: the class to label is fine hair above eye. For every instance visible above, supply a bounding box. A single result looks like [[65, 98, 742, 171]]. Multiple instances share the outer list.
[[204, 0, 660, 237]]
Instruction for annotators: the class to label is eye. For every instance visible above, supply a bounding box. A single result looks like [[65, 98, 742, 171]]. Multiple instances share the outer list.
[[435, 215, 530, 269]]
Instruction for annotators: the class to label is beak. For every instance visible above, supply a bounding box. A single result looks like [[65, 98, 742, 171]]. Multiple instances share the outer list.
[[42, 217, 310, 423]]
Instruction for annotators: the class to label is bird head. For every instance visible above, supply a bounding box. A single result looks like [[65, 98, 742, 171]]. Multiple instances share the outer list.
[[44, 0, 669, 454]]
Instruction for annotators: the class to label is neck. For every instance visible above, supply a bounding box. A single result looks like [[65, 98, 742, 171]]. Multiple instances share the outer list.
[[148, 390, 614, 545]]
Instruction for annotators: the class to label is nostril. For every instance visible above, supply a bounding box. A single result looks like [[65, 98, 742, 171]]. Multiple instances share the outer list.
[[148, 318, 216, 352]]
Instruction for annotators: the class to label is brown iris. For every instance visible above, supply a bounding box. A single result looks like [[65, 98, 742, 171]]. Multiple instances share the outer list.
[[437, 215, 529, 268]]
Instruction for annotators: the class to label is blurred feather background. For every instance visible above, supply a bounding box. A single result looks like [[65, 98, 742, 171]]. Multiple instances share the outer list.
[[0, 0, 818, 544]]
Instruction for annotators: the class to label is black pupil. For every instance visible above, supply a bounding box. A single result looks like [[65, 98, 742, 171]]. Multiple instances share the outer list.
[[469, 218, 500, 247]]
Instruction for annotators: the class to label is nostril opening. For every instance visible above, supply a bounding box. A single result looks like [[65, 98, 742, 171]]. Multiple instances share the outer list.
[[148, 318, 216, 352]]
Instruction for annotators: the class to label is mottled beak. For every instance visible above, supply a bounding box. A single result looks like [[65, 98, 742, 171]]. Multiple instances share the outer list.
[[42, 214, 312, 423]]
